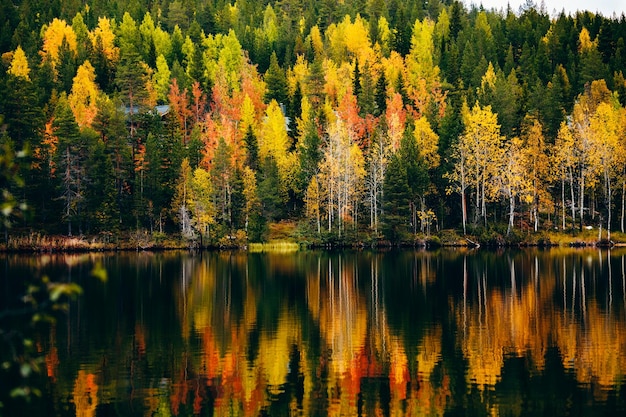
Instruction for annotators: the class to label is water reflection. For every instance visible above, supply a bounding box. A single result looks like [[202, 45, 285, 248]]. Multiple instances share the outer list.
[[2, 248, 626, 416]]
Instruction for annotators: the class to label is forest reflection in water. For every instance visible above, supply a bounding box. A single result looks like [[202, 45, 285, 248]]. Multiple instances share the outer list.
[[2, 248, 626, 416]]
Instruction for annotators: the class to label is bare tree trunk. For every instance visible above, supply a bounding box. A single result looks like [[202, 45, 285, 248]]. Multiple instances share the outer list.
[[561, 177, 566, 230], [620, 181, 626, 233]]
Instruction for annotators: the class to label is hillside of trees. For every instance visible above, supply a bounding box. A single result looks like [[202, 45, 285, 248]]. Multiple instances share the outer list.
[[1, 0, 626, 246]]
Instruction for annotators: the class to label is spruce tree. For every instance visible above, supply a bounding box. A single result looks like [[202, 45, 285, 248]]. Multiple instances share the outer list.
[[382, 153, 410, 242], [264, 51, 288, 105]]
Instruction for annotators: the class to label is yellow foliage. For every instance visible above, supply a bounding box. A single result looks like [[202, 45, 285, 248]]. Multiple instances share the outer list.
[[479, 62, 497, 94], [89, 17, 119, 62], [405, 18, 440, 94], [7, 46, 30, 80], [41, 18, 78, 66], [578, 27, 596, 53], [68, 60, 99, 128], [309, 25, 324, 57], [413, 116, 440, 169]]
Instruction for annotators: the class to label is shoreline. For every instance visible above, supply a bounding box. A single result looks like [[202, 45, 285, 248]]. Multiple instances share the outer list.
[[0, 231, 621, 254]]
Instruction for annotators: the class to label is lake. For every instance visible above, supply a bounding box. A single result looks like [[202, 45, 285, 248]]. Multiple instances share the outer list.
[[2, 248, 626, 416]]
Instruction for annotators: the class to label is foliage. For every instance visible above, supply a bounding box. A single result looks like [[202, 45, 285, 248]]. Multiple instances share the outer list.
[[1, 0, 626, 245]]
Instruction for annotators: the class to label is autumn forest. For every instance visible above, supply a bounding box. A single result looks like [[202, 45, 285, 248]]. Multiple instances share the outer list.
[[2, 0, 626, 246]]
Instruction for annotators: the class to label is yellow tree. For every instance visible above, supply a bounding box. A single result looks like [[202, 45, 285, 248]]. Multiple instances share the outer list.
[[404, 18, 445, 117], [41, 18, 78, 67], [171, 157, 195, 239], [552, 122, 577, 229], [569, 81, 607, 229], [260, 100, 298, 194], [68, 60, 99, 128], [412, 116, 439, 232], [463, 102, 505, 227], [405, 18, 439, 91], [385, 92, 406, 151], [241, 165, 260, 238], [496, 137, 529, 235], [590, 100, 625, 239], [189, 167, 215, 244], [89, 17, 119, 62], [412, 116, 439, 170], [448, 101, 504, 231], [521, 117, 550, 232], [319, 119, 366, 237], [306, 175, 322, 235], [7, 46, 30, 80]]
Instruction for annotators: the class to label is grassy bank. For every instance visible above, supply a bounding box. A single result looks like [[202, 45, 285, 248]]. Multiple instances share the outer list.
[[2, 225, 626, 253]]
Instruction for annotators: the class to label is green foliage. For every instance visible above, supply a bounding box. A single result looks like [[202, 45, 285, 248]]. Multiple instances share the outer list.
[[382, 153, 410, 242]]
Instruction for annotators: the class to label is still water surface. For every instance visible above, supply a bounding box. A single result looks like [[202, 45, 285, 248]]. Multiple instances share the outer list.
[[2, 248, 626, 416]]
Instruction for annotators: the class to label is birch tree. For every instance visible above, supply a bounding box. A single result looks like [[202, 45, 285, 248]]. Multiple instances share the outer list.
[[456, 102, 504, 227], [590, 100, 625, 239], [521, 117, 550, 232], [318, 118, 365, 237], [552, 122, 577, 230]]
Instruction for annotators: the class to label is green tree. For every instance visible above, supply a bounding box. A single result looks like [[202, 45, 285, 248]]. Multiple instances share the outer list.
[[92, 95, 132, 215], [382, 152, 410, 241], [53, 95, 90, 235], [258, 155, 284, 221], [84, 131, 117, 232], [2, 74, 43, 148], [264, 51, 288, 105], [114, 50, 149, 138]]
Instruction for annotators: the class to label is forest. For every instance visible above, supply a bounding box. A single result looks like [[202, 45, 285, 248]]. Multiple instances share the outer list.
[[1, 0, 626, 247]]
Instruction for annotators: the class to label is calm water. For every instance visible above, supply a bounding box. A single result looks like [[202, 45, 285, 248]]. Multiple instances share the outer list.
[[2, 248, 626, 416]]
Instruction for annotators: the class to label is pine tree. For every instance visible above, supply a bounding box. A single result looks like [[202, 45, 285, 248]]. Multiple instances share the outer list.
[[84, 133, 117, 232], [374, 70, 388, 116], [264, 51, 288, 105], [382, 153, 410, 241], [2, 75, 43, 148], [258, 155, 284, 221], [53, 95, 86, 235]]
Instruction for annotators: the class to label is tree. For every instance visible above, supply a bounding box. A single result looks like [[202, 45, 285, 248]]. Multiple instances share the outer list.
[[211, 138, 239, 236], [590, 101, 624, 239], [568, 81, 607, 229], [68, 60, 99, 128], [153, 54, 171, 103], [401, 124, 431, 235], [41, 18, 77, 68], [241, 165, 264, 241], [84, 132, 116, 232], [171, 158, 195, 240], [318, 118, 366, 237], [496, 137, 528, 235], [382, 152, 410, 241], [7, 46, 30, 80], [552, 121, 577, 230], [477, 64, 523, 138], [521, 117, 550, 232], [189, 167, 215, 244], [260, 100, 297, 196], [53, 95, 88, 235], [2, 74, 43, 148], [114, 50, 149, 138], [447, 102, 504, 231], [92, 95, 132, 227], [264, 51, 288, 105], [167, 78, 192, 144], [258, 155, 284, 221]]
